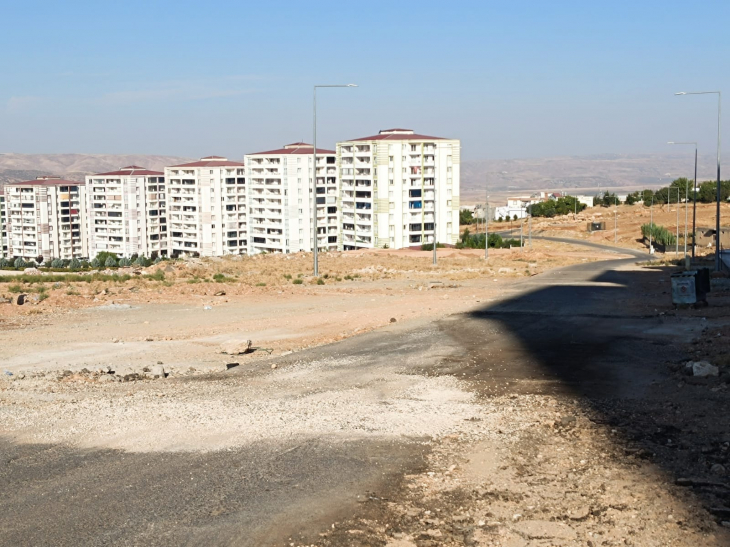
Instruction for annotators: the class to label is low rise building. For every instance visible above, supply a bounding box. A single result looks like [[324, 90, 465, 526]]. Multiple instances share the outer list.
[[337, 129, 460, 250], [494, 196, 542, 221], [165, 157, 247, 257], [245, 143, 338, 254], [3, 176, 88, 261], [85, 166, 167, 259]]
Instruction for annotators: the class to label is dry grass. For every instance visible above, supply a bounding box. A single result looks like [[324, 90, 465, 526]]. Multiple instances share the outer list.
[[0, 241, 609, 313]]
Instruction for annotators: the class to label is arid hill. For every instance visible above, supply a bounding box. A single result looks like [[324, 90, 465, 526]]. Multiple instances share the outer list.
[[0, 153, 193, 186], [461, 152, 726, 203]]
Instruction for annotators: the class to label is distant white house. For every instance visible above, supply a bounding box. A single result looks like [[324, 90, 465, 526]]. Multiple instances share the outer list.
[[575, 195, 594, 208], [494, 196, 542, 221]]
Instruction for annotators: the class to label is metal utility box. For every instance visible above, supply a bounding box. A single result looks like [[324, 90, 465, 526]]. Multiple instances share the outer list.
[[588, 222, 606, 232], [671, 271, 697, 305]]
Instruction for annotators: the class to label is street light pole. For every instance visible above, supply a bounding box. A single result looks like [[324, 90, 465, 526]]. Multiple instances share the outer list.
[[676, 91, 722, 269], [313, 84, 357, 277], [433, 180, 437, 266], [674, 187, 679, 255], [668, 141, 697, 259], [650, 194, 654, 254], [485, 179, 489, 259]]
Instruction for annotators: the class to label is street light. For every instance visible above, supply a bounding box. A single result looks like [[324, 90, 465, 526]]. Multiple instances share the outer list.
[[668, 141, 697, 259], [312, 84, 357, 277], [484, 178, 489, 259], [675, 91, 722, 270]]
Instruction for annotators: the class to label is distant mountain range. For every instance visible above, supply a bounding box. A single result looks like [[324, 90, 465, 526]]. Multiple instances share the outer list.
[[0, 153, 192, 186], [0, 152, 723, 203], [460, 152, 724, 203]]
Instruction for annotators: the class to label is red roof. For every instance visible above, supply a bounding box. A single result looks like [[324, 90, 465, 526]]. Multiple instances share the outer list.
[[92, 166, 163, 176], [247, 143, 335, 156], [346, 129, 448, 142], [8, 177, 81, 187], [170, 157, 245, 167]]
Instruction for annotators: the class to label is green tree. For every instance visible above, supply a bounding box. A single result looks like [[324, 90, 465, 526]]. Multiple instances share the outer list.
[[459, 209, 475, 225], [697, 180, 730, 203]]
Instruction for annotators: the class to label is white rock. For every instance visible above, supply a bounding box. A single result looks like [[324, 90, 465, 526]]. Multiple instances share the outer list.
[[691, 361, 719, 377], [147, 365, 166, 379]]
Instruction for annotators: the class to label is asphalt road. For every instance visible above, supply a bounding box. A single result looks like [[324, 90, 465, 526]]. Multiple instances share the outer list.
[[1, 239, 680, 547]]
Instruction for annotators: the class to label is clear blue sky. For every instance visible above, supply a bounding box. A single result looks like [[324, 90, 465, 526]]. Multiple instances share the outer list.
[[1, 0, 729, 161]]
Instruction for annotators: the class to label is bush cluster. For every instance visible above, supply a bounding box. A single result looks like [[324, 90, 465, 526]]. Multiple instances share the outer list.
[[641, 223, 677, 247]]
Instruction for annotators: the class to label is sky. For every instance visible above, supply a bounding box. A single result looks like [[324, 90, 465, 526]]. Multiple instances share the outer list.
[[1, 0, 729, 161]]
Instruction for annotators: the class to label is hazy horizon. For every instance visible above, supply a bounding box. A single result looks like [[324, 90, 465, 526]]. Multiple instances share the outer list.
[[2, 1, 729, 161]]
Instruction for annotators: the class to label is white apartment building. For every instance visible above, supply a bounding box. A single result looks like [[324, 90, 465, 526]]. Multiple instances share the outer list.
[[244, 143, 338, 254], [3, 176, 88, 261], [85, 166, 167, 259], [165, 157, 247, 257], [0, 188, 8, 258], [337, 129, 460, 250]]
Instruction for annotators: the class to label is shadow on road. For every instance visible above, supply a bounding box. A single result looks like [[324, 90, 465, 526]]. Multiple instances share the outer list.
[[438, 259, 730, 524]]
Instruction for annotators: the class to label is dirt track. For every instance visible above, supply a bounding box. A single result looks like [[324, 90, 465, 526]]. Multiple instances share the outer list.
[[2, 240, 730, 546]]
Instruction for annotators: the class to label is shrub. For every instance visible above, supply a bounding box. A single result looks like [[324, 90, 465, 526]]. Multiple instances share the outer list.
[[283, 274, 292, 280], [641, 223, 677, 247], [96, 251, 118, 266], [0, 258, 10, 268], [293, 278, 303, 285], [118, 257, 132, 267], [144, 270, 165, 282], [255, 282, 266, 287], [8, 284, 22, 293], [154, 257, 163, 264], [51, 258, 64, 268], [90, 257, 101, 268], [14, 257, 25, 269], [316, 278, 325, 285], [135, 256, 150, 267], [420, 243, 446, 251], [38, 293, 49, 302], [104, 256, 118, 268], [68, 258, 81, 270]]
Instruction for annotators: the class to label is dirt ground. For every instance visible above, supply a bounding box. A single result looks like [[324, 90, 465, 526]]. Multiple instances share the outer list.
[[488, 202, 730, 263], [3, 242, 730, 546], [0, 241, 612, 376]]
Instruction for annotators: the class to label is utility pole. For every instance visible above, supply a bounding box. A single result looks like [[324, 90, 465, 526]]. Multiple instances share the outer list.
[[485, 181, 489, 259], [528, 205, 532, 248], [676, 187, 679, 256], [675, 90, 721, 270], [520, 220, 524, 251], [668, 140, 697, 260], [649, 195, 654, 254], [312, 83, 357, 276], [614, 196, 618, 244], [433, 174, 437, 265], [693, 147, 697, 259]]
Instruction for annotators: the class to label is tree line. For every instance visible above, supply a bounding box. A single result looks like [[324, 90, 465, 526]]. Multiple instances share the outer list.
[[627, 178, 730, 205]]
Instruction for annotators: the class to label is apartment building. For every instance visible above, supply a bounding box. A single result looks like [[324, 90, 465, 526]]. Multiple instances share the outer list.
[[3, 176, 88, 261], [165, 157, 247, 257], [0, 188, 8, 258], [244, 142, 338, 254], [85, 166, 167, 259], [337, 128, 460, 250]]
